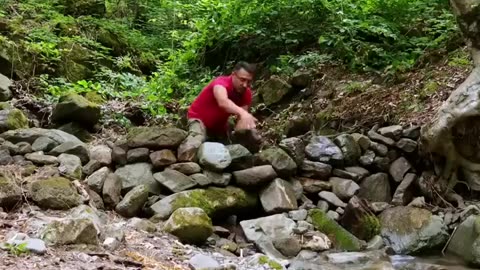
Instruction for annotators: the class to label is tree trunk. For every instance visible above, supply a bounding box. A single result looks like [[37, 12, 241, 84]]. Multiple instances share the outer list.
[[421, 0, 480, 194]]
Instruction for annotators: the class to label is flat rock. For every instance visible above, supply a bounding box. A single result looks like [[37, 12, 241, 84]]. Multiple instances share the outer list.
[[396, 138, 418, 153], [258, 147, 297, 178], [168, 162, 201, 175], [345, 167, 370, 179], [115, 184, 149, 218], [260, 178, 298, 214], [358, 173, 391, 203], [289, 209, 308, 221], [369, 141, 388, 156], [25, 151, 59, 165], [233, 165, 277, 186], [367, 130, 395, 146], [188, 253, 220, 270], [127, 147, 150, 163], [190, 173, 211, 186], [153, 169, 197, 193], [1, 128, 82, 145], [126, 126, 187, 149], [305, 136, 344, 166], [318, 191, 347, 208], [89, 145, 112, 165], [296, 177, 331, 193], [300, 160, 332, 179], [150, 149, 177, 168], [378, 125, 403, 140], [203, 170, 231, 186], [198, 142, 231, 171], [389, 157, 412, 182], [32, 137, 59, 152], [359, 150, 375, 166], [329, 177, 360, 200], [83, 159, 102, 177], [226, 144, 253, 170], [87, 167, 110, 194], [332, 169, 361, 182], [279, 137, 305, 166], [403, 126, 421, 140], [114, 163, 161, 195]]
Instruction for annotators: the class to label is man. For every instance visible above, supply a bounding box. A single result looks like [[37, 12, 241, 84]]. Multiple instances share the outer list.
[[188, 61, 260, 143]]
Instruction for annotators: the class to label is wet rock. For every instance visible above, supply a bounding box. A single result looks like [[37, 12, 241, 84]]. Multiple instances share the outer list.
[[279, 137, 305, 166], [58, 153, 82, 179], [258, 147, 297, 178], [115, 184, 149, 218], [358, 173, 391, 203], [49, 141, 89, 164], [188, 253, 220, 270], [153, 169, 197, 193], [114, 163, 161, 195], [318, 191, 347, 208], [359, 150, 375, 166], [102, 173, 122, 208], [0, 176, 22, 209], [330, 177, 360, 200], [150, 186, 258, 219], [233, 165, 277, 186], [309, 209, 362, 251], [164, 207, 213, 244], [25, 151, 58, 165], [391, 173, 416, 206], [334, 134, 361, 166], [300, 160, 332, 179], [380, 206, 448, 254], [127, 147, 149, 163], [339, 196, 380, 241], [203, 170, 231, 186], [225, 144, 253, 170], [29, 177, 82, 210], [367, 130, 395, 146], [297, 177, 331, 193], [150, 149, 177, 168], [168, 162, 201, 175], [260, 178, 298, 214], [305, 136, 344, 166], [88, 145, 112, 165], [273, 237, 301, 257], [87, 167, 110, 194], [390, 157, 412, 182], [378, 125, 403, 140], [127, 126, 187, 149], [396, 138, 417, 153], [198, 142, 231, 171]]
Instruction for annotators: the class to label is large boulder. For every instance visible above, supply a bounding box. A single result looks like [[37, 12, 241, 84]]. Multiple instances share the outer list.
[[115, 185, 149, 218], [358, 173, 391, 203], [150, 186, 258, 219], [379, 206, 448, 254], [446, 215, 480, 266], [226, 144, 254, 170], [309, 209, 362, 251], [198, 142, 231, 171], [0, 128, 83, 145], [0, 108, 29, 132], [51, 93, 100, 127], [114, 163, 161, 195], [305, 136, 344, 167], [258, 147, 297, 178], [153, 169, 197, 193], [258, 77, 292, 106], [58, 153, 82, 179], [163, 207, 213, 244], [29, 177, 83, 210], [127, 126, 187, 149], [0, 73, 12, 101], [0, 176, 22, 209]]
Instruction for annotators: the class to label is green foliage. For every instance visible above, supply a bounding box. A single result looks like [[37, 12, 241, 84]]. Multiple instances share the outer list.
[[4, 242, 30, 256]]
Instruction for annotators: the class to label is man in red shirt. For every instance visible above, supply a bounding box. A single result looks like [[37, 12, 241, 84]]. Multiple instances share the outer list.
[[178, 62, 261, 161]]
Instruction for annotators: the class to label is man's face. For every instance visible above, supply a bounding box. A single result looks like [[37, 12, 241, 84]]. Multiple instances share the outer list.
[[232, 68, 253, 93]]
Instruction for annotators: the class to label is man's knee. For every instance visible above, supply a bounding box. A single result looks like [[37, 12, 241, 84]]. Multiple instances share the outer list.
[[188, 118, 206, 137]]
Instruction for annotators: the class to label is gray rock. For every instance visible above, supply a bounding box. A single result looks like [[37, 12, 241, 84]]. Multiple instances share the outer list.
[[83, 159, 102, 176], [103, 237, 121, 251], [188, 254, 220, 270], [300, 160, 332, 179], [168, 162, 201, 175], [446, 215, 480, 265], [333, 134, 361, 166], [103, 222, 125, 242], [87, 167, 110, 194], [289, 178, 303, 200], [289, 209, 308, 221], [370, 202, 391, 213], [302, 231, 332, 251], [190, 173, 211, 186], [380, 206, 448, 254], [150, 149, 177, 168], [126, 218, 156, 233], [369, 141, 388, 156], [50, 93, 100, 127], [0, 176, 22, 209], [164, 207, 213, 244], [0, 149, 12, 165], [102, 173, 122, 208], [1, 141, 19, 155], [260, 178, 298, 214], [226, 144, 253, 170], [89, 145, 112, 165], [317, 201, 329, 212], [259, 76, 292, 106], [198, 142, 231, 171], [351, 133, 371, 151], [373, 156, 390, 172], [31, 136, 59, 152], [345, 167, 370, 180], [88, 189, 104, 210], [58, 153, 82, 179], [233, 165, 277, 186], [111, 146, 127, 166], [396, 138, 418, 153], [29, 177, 82, 210], [114, 163, 161, 195], [402, 126, 421, 140], [115, 184, 149, 218], [126, 126, 187, 149], [273, 237, 301, 258], [305, 136, 344, 166], [41, 217, 98, 245], [329, 177, 360, 200], [389, 157, 412, 182], [391, 173, 417, 206], [25, 151, 58, 165], [318, 191, 347, 208], [258, 147, 297, 178], [1, 128, 82, 145], [203, 170, 231, 186], [297, 177, 331, 193], [366, 235, 384, 250], [358, 173, 391, 203], [127, 147, 149, 163], [16, 142, 32, 154], [359, 150, 375, 167], [279, 137, 305, 166], [336, 207, 344, 215], [367, 130, 395, 146], [0, 73, 12, 101], [177, 123, 205, 162], [153, 169, 197, 192], [327, 210, 340, 220], [49, 141, 89, 164], [332, 169, 361, 182], [295, 220, 314, 234], [378, 125, 403, 140]]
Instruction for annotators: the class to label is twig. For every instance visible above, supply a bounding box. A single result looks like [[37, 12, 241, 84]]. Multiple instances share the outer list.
[[441, 225, 457, 256]]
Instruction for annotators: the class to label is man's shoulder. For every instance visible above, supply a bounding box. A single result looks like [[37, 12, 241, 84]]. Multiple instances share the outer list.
[[211, 75, 233, 89]]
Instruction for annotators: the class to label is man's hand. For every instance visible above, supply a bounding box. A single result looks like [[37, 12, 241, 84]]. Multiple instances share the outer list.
[[236, 111, 257, 130]]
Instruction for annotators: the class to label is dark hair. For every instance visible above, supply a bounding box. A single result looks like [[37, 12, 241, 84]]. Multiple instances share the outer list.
[[234, 61, 256, 74]]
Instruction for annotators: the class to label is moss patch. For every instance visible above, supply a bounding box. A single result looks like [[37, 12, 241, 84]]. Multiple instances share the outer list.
[[29, 177, 83, 210], [163, 208, 213, 244], [359, 214, 381, 241], [6, 109, 29, 130], [258, 255, 283, 270], [309, 209, 362, 251]]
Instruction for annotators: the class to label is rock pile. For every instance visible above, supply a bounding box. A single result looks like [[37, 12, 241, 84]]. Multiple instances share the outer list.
[[0, 116, 475, 269]]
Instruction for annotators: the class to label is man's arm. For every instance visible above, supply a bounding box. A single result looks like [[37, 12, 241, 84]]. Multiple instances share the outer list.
[[213, 85, 248, 117]]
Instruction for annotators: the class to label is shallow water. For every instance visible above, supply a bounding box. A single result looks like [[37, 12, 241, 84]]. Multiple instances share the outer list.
[[391, 254, 479, 270]]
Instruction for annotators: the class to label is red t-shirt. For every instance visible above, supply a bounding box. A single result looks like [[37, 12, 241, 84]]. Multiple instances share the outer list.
[[188, 75, 252, 136]]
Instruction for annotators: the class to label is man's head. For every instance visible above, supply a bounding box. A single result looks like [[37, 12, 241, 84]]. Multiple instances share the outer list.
[[232, 61, 255, 93]]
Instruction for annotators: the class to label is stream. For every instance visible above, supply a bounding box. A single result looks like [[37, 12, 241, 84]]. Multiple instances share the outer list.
[[391, 254, 478, 270]]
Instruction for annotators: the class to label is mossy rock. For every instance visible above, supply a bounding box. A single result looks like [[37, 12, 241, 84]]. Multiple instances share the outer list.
[[51, 93, 101, 127], [257, 255, 284, 270], [41, 218, 98, 245], [163, 207, 213, 244], [258, 76, 292, 106], [84, 92, 105, 104], [0, 108, 29, 132], [309, 209, 362, 251], [58, 122, 93, 142], [0, 176, 22, 209], [29, 177, 83, 210], [150, 186, 258, 219]]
